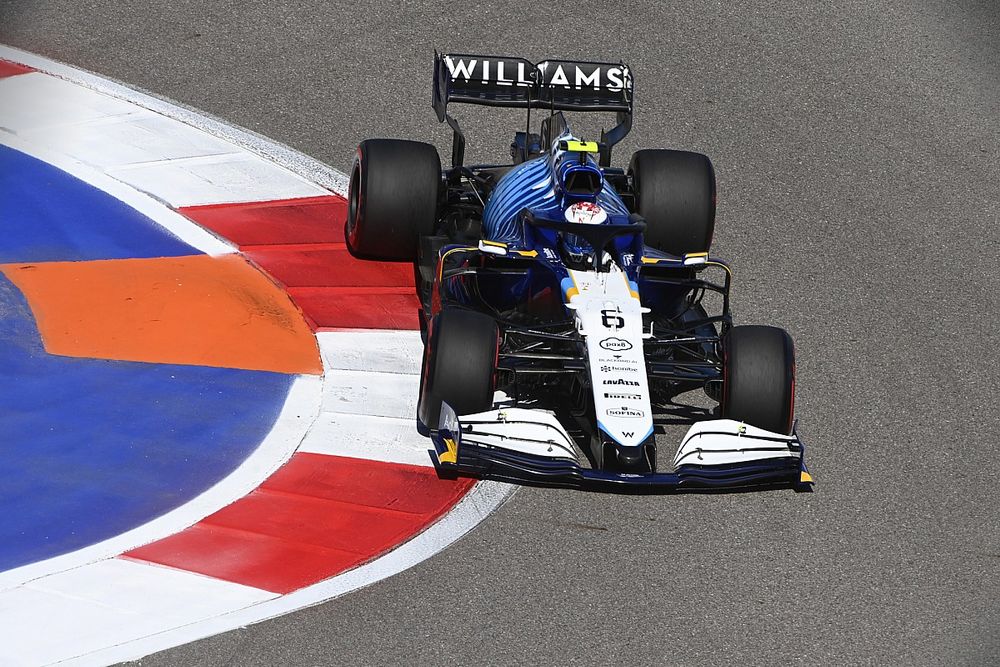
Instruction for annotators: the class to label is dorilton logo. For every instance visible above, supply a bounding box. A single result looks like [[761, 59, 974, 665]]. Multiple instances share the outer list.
[[604, 393, 641, 400], [600, 364, 638, 373], [607, 407, 644, 419], [599, 337, 632, 351], [603, 379, 639, 387]]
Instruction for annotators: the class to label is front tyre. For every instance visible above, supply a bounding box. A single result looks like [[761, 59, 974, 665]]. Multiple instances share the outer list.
[[721, 325, 795, 434], [345, 139, 440, 261], [629, 149, 716, 255], [417, 308, 499, 429]]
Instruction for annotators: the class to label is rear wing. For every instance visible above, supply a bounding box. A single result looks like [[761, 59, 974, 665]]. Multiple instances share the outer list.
[[432, 52, 634, 167]]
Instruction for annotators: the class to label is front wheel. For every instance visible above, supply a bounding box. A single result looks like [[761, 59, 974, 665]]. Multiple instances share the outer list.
[[417, 308, 499, 429], [721, 325, 795, 434]]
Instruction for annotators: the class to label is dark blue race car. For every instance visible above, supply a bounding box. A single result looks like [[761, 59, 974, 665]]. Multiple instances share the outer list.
[[345, 53, 812, 491]]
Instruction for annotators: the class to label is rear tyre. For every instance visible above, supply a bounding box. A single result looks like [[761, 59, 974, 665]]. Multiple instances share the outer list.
[[345, 139, 440, 261], [629, 149, 716, 255], [417, 308, 498, 429], [722, 325, 795, 434]]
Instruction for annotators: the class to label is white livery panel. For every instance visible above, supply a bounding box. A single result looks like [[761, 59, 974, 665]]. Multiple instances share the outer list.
[[564, 265, 652, 448]]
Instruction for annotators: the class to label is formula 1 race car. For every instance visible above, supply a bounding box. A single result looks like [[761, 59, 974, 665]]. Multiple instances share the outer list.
[[345, 53, 812, 490]]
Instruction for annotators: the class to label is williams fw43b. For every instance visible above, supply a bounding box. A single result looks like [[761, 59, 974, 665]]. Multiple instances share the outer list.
[[345, 53, 813, 491]]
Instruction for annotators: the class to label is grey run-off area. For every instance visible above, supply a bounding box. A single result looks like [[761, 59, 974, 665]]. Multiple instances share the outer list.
[[2, 0, 998, 664]]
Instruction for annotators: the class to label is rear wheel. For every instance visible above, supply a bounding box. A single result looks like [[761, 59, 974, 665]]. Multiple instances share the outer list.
[[722, 325, 795, 434], [345, 138, 440, 261], [629, 149, 716, 255], [417, 308, 499, 429]]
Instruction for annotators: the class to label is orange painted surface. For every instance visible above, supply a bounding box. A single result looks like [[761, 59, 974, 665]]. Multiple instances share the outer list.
[[1, 254, 321, 374]]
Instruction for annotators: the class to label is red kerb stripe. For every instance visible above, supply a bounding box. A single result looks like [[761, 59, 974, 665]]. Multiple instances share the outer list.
[[123, 455, 474, 593], [180, 195, 420, 330], [0, 60, 34, 78]]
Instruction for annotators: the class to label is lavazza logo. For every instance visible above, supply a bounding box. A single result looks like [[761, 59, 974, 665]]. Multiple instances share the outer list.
[[607, 407, 644, 419], [603, 378, 639, 387]]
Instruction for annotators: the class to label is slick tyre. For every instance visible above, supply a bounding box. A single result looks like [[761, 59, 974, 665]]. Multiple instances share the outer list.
[[345, 139, 440, 261], [722, 325, 795, 434], [417, 308, 498, 429], [629, 149, 716, 255]]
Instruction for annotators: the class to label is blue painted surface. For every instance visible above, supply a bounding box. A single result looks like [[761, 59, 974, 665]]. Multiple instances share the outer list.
[[0, 145, 197, 263], [0, 274, 294, 571]]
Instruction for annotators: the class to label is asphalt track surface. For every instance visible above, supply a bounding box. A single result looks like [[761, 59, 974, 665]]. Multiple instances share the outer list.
[[2, 1, 999, 664]]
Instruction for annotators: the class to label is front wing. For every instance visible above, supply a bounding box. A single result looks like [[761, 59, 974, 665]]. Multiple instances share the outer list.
[[433, 403, 813, 491]]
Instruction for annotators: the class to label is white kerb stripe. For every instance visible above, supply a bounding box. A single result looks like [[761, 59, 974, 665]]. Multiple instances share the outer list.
[[299, 412, 435, 467], [0, 72, 331, 207], [0, 559, 275, 667], [317, 329, 423, 375], [0, 132, 235, 256], [0, 44, 348, 195], [323, 368, 420, 420]]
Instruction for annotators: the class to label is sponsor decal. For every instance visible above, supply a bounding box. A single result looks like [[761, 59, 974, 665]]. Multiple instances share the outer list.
[[537, 61, 630, 91], [621, 252, 635, 266], [622, 431, 634, 438], [444, 57, 631, 93], [604, 392, 641, 400], [600, 337, 632, 351], [600, 307, 624, 330], [607, 407, 644, 419], [564, 202, 608, 225], [444, 56, 534, 87], [603, 379, 639, 386], [600, 364, 637, 373], [543, 247, 558, 260]]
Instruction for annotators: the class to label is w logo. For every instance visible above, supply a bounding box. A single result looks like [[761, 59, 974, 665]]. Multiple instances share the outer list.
[[622, 431, 634, 438]]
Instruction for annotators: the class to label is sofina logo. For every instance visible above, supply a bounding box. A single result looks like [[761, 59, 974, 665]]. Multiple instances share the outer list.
[[607, 407, 644, 418], [599, 337, 632, 351]]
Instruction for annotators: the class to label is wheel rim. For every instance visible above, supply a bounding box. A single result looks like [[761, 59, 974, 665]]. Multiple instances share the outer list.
[[346, 162, 361, 246]]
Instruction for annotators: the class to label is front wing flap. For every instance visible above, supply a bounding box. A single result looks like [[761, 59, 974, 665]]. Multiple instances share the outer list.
[[433, 403, 812, 491]]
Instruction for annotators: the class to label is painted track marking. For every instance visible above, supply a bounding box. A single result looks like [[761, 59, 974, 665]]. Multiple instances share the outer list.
[[0, 44, 513, 666]]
